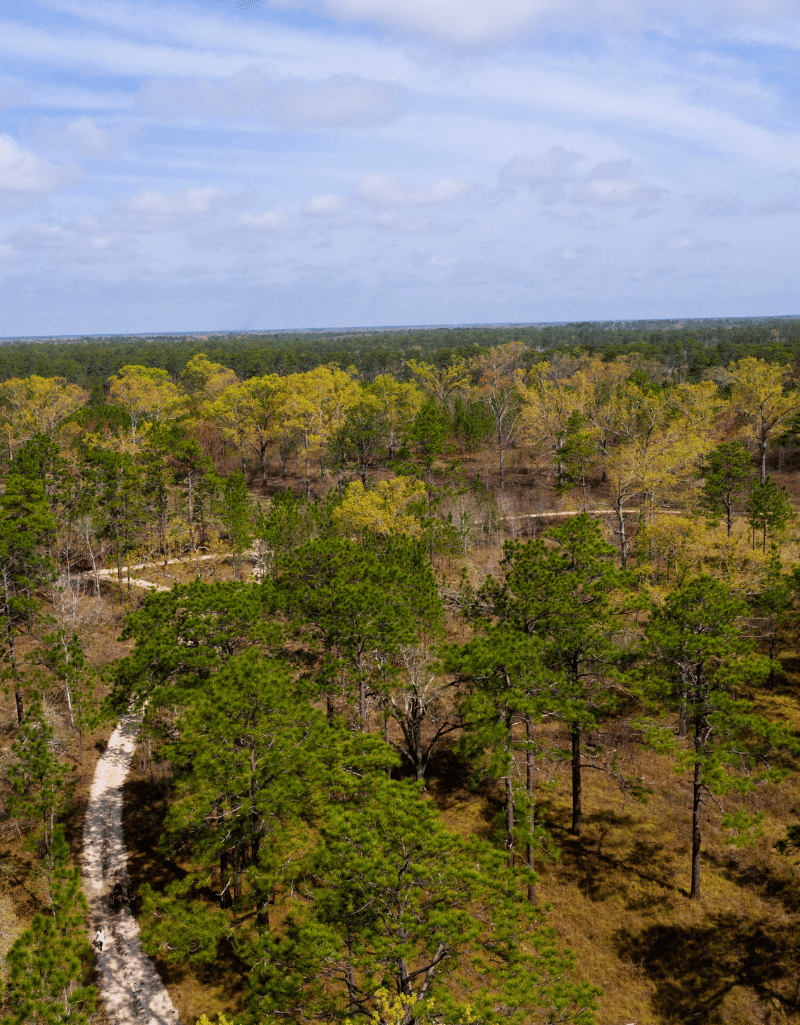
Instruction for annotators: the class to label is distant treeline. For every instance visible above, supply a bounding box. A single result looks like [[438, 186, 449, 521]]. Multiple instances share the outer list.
[[2, 316, 800, 388]]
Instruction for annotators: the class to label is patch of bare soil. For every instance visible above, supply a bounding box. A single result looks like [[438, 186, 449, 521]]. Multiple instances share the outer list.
[[83, 717, 182, 1025]]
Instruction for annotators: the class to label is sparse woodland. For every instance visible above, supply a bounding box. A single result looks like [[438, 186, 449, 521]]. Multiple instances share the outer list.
[[2, 324, 800, 1025]]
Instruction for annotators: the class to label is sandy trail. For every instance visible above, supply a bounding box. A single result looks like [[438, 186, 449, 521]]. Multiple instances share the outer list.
[[83, 716, 182, 1025]]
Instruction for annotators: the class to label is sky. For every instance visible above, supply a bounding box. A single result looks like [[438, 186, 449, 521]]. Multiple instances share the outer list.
[[1, 0, 799, 336]]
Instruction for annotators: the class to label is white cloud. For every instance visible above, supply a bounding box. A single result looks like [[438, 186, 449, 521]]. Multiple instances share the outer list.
[[271, 74, 403, 130], [354, 173, 469, 207], [572, 160, 666, 208], [302, 193, 347, 216], [372, 209, 466, 234], [138, 69, 402, 130], [107, 187, 232, 231], [125, 187, 228, 215], [62, 117, 117, 156], [262, 0, 799, 46], [0, 134, 80, 201], [137, 65, 272, 119], [36, 116, 133, 158], [240, 210, 293, 229], [500, 146, 584, 202]]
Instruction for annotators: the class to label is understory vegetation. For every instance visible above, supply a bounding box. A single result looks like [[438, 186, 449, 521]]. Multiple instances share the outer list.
[[2, 320, 800, 1025]]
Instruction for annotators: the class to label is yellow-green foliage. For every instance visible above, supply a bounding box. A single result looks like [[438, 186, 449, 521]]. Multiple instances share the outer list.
[[345, 988, 482, 1025], [333, 478, 427, 537]]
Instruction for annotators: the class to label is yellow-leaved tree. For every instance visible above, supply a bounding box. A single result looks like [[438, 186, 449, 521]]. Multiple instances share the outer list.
[[333, 478, 427, 538], [520, 359, 592, 484], [108, 365, 185, 444], [727, 357, 800, 482], [180, 353, 237, 410], [603, 378, 712, 564], [405, 357, 473, 404], [281, 365, 359, 487], [0, 375, 88, 457], [368, 374, 424, 460], [203, 374, 284, 480]]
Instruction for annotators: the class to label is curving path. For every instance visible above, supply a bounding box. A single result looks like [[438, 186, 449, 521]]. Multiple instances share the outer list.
[[83, 706, 181, 1023]]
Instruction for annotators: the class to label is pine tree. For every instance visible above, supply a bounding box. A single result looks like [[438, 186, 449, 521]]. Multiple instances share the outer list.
[[745, 475, 794, 552], [215, 469, 256, 578], [696, 440, 753, 537], [475, 514, 637, 836], [6, 703, 72, 854], [0, 472, 55, 724], [639, 576, 797, 899], [247, 780, 599, 1025], [1, 826, 95, 1025]]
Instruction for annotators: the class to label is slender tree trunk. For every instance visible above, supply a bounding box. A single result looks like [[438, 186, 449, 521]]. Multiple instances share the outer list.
[[220, 849, 231, 909], [187, 469, 194, 528], [760, 436, 767, 484], [615, 502, 628, 568], [345, 963, 359, 1016], [690, 759, 703, 900], [358, 676, 368, 729], [570, 722, 582, 836], [63, 674, 74, 728], [498, 433, 505, 491], [526, 716, 538, 905], [5, 604, 23, 726], [413, 705, 424, 782], [505, 773, 515, 868]]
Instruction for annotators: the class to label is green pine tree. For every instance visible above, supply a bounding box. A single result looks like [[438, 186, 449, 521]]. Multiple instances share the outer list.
[[638, 575, 797, 899], [1, 826, 95, 1025]]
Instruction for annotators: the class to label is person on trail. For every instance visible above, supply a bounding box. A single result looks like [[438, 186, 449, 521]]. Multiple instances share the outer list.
[[94, 927, 105, 952]]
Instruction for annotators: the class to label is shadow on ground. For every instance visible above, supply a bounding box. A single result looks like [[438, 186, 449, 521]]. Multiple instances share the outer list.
[[614, 912, 800, 1024]]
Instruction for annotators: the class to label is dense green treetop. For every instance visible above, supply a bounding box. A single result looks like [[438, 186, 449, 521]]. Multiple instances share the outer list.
[[3, 317, 800, 390]]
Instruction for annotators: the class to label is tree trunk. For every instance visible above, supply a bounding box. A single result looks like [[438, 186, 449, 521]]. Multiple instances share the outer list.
[[526, 716, 538, 905], [570, 723, 582, 836], [760, 437, 767, 484], [187, 469, 194, 528], [220, 849, 232, 909], [690, 760, 702, 900], [358, 676, 368, 730], [6, 608, 23, 726], [345, 964, 359, 1016], [615, 504, 628, 568], [505, 772, 515, 868]]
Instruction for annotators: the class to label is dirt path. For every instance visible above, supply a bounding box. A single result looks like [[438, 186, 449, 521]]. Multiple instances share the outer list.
[[83, 716, 182, 1024]]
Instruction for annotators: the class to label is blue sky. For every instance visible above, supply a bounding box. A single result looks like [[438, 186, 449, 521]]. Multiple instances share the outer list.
[[1, 0, 799, 335]]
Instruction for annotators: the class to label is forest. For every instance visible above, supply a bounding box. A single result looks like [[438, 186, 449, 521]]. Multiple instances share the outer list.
[[1, 320, 800, 1025]]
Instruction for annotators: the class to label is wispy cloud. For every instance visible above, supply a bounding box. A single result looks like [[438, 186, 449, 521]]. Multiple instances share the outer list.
[[1, 0, 799, 333], [0, 134, 80, 205]]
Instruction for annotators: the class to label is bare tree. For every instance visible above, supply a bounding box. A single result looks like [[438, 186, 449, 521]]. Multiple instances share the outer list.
[[379, 645, 461, 781]]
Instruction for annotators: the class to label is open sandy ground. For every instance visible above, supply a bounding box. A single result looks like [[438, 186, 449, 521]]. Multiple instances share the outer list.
[[83, 717, 182, 1025]]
